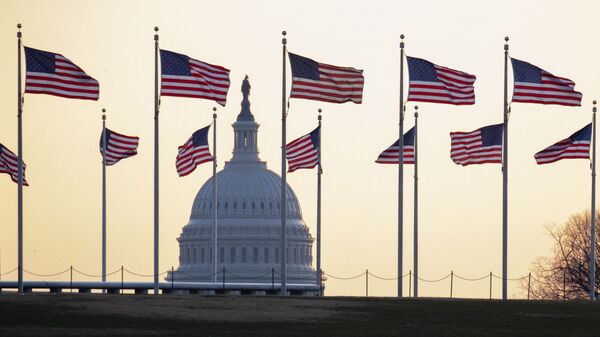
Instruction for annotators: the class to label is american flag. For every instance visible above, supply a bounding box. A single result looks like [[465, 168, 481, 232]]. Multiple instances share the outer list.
[[288, 52, 364, 104], [406, 56, 476, 105], [450, 124, 503, 166], [511, 58, 582, 106], [176, 125, 213, 177], [100, 129, 140, 166], [0, 143, 28, 186], [286, 126, 320, 172], [160, 50, 230, 106], [534, 123, 591, 165], [24, 47, 99, 100], [375, 127, 415, 164]]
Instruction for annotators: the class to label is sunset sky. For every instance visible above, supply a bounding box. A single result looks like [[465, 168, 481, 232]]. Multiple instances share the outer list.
[[1, 0, 599, 298]]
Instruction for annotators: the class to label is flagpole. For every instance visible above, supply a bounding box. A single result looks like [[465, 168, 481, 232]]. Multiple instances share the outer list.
[[413, 105, 418, 298], [316, 108, 323, 296], [153, 26, 160, 295], [101, 108, 107, 289], [591, 100, 597, 301], [398, 34, 405, 298], [17, 23, 24, 295], [212, 107, 218, 284], [280, 30, 288, 296], [502, 36, 509, 301]]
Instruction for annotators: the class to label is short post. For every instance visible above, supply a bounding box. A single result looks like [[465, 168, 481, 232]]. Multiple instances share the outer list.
[[366, 269, 369, 297], [450, 270, 454, 299], [489, 272, 492, 299], [222, 267, 226, 290], [121, 265, 124, 295], [409, 270, 412, 297], [271, 268, 275, 291], [70, 265, 73, 293], [527, 272, 531, 300], [171, 266, 174, 292]]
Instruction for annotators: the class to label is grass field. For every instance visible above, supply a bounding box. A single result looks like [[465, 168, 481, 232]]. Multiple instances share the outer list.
[[1, 294, 599, 336]]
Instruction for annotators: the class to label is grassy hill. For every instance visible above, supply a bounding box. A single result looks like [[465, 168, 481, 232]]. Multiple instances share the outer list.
[[1, 294, 599, 336]]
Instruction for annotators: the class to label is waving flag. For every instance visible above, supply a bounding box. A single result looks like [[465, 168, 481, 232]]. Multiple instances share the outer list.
[[176, 125, 213, 177], [534, 124, 591, 165], [511, 58, 582, 106], [100, 129, 140, 166], [24, 47, 99, 100], [406, 57, 476, 105], [375, 127, 415, 164], [0, 144, 28, 186], [288, 53, 364, 104], [286, 126, 320, 172], [450, 124, 503, 166], [160, 50, 230, 106]]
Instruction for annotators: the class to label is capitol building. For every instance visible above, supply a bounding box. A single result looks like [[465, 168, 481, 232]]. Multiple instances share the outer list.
[[168, 77, 318, 294]]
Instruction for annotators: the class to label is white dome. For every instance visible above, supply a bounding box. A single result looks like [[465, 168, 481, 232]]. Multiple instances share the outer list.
[[169, 76, 316, 287], [190, 162, 303, 220]]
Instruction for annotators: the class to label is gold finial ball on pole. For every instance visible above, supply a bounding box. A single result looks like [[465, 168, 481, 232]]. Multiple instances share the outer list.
[[282, 31, 287, 36], [400, 34, 405, 40], [17, 23, 21, 29], [505, 36, 509, 42], [213, 106, 217, 118], [594, 100, 597, 106], [154, 26, 159, 32], [414, 105, 418, 117], [102, 108, 106, 120]]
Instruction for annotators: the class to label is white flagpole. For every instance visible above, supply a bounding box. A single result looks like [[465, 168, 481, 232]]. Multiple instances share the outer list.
[[413, 106, 418, 298], [17, 23, 24, 295], [212, 107, 218, 284], [153, 26, 160, 295], [101, 109, 107, 289], [280, 30, 288, 296], [502, 36, 510, 301], [398, 34, 405, 298], [316, 108, 323, 296], [591, 100, 597, 301]]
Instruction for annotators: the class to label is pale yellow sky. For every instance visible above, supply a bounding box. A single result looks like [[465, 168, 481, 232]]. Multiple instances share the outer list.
[[1, 0, 599, 298]]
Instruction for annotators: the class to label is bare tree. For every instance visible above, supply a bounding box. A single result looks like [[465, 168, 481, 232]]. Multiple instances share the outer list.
[[526, 210, 599, 299]]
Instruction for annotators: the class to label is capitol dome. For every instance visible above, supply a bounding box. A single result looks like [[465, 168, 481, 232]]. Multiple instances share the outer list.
[[168, 76, 317, 290]]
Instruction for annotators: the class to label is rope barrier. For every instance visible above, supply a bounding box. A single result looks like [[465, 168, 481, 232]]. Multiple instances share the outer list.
[[492, 273, 528, 281], [23, 267, 70, 277], [417, 273, 451, 283], [369, 273, 399, 281], [224, 270, 273, 279], [323, 271, 365, 280], [73, 268, 122, 278], [454, 273, 490, 281], [123, 268, 169, 277], [0, 265, 545, 292], [0, 268, 18, 276], [175, 270, 217, 278]]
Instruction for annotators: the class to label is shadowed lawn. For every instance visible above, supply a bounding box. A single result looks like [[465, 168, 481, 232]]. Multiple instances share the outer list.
[[0, 294, 599, 336]]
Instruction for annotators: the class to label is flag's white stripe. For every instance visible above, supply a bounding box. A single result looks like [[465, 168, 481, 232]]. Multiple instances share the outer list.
[[188, 59, 230, 76], [409, 88, 475, 98], [26, 78, 99, 92], [512, 95, 582, 105], [293, 78, 364, 89], [24, 86, 99, 98], [161, 88, 226, 99], [26, 72, 99, 85], [290, 91, 362, 103]]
